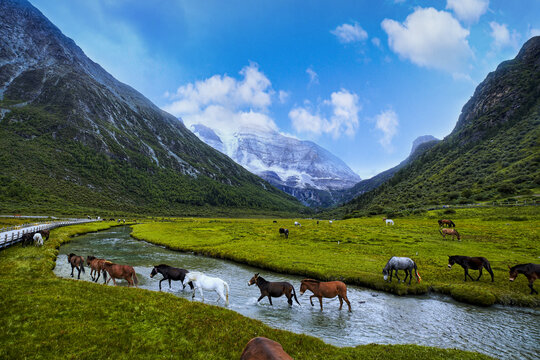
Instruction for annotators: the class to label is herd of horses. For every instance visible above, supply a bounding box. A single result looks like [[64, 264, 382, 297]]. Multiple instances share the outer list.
[[20, 229, 49, 247]]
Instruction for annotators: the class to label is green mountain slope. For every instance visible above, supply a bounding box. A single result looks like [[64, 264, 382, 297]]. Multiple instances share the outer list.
[[0, 0, 304, 215], [342, 37, 540, 216]]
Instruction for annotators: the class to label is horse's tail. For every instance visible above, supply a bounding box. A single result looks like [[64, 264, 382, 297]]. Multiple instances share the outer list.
[[414, 263, 422, 283], [292, 285, 300, 305], [133, 271, 139, 287], [224, 281, 229, 306]]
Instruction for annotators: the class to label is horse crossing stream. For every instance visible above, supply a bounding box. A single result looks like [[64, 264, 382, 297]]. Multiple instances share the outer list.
[[53, 226, 539, 359]]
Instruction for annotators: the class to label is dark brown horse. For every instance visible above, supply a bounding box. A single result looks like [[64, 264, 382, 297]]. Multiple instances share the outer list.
[[240, 337, 293, 360], [438, 219, 455, 227], [278, 228, 289, 239], [440, 228, 460, 240], [448, 255, 494, 282], [299, 279, 351, 312], [38, 229, 50, 241], [248, 273, 300, 306], [86, 255, 108, 283], [150, 264, 193, 291], [67, 253, 85, 279], [102, 261, 138, 287], [508, 263, 540, 294], [21, 232, 35, 247]]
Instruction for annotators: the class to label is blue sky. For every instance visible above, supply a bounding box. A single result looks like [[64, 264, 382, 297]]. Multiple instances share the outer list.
[[30, 0, 540, 179]]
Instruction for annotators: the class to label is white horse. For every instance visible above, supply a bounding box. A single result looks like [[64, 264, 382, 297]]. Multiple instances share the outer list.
[[183, 272, 229, 306], [33, 233, 43, 246], [294, 221, 301, 227], [383, 218, 394, 226]]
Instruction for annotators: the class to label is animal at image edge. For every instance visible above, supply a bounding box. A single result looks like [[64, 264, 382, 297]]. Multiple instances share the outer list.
[[183, 271, 229, 305], [67, 253, 85, 279], [248, 273, 300, 306], [448, 256, 494, 282], [438, 219, 456, 228], [508, 263, 540, 294], [240, 337, 293, 360], [382, 257, 421, 285], [278, 228, 289, 239], [150, 264, 194, 291], [300, 279, 352, 312], [86, 255, 108, 283], [440, 228, 461, 241], [102, 261, 138, 287], [382, 217, 394, 225]]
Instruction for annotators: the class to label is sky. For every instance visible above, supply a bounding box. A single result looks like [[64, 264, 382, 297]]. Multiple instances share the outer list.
[[30, 0, 540, 179]]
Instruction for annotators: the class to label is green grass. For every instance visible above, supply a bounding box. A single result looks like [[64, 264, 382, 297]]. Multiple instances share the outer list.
[[0, 223, 493, 359], [131, 207, 540, 307]]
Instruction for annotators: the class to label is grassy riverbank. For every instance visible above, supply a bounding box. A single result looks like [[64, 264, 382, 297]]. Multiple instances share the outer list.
[[131, 207, 539, 307], [0, 223, 493, 359]]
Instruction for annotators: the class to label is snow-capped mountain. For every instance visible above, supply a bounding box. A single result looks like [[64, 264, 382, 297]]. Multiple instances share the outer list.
[[190, 124, 361, 207]]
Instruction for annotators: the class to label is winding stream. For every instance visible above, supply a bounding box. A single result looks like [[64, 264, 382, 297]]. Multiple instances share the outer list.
[[54, 227, 539, 359]]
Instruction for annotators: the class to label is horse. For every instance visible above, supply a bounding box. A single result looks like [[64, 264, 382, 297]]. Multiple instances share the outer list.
[[448, 256, 494, 282], [240, 337, 293, 360], [67, 253, 85, 279], [273, 220, 277, 223], [38, 229, 50, 240], [440, 228, 461, 240], [278, 228, 289, 239], [508, 263, 540, 294], [150, 264, 193, 291], [329, 220, 333, 224], [86, 255, 108, 283], [382, 218, 394, 226], [294, 221, 301, 227], [438, 219, 455, 227], [299, 279, 351, 312], [248, 273, 300, 306], [33, 233, 43, 246], [21, 232, 35, 247], [102, 261, 138, 287], [382, 257, 421, 285], [183, 272, 229, 305]]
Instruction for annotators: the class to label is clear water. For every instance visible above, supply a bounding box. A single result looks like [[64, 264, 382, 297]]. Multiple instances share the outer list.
[[54, 227, 540, 359]]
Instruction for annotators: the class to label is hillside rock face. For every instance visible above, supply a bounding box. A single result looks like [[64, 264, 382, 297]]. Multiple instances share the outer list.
[[0, 0, 302, 213], [191, 124, 361, 207]]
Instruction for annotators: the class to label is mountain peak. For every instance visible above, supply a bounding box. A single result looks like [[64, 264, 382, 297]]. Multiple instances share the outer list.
[[410, 135, 438, 156]]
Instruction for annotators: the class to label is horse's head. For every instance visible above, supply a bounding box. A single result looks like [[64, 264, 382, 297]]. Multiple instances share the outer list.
[[382, 268, 388, 280], [150, 267, 158, 278], [448, 256, 456, 268], [248, 273, 259, 286], [508, 265, 518, 281], [382, 218, 386, 222], [86, 255, 95, 265]]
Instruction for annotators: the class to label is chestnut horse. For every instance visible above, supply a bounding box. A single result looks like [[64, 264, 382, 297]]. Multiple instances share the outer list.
[[508, 263, 540, 294], [86, 255, 108, 283], [67, 253, 85, 279], [240, 337, 293, 360], [438, 219, 455, 227], [439, 228, 460, 240], [300, 279, 351, 312], [248, 273, 300, 306], [102, 261, 138, 287]]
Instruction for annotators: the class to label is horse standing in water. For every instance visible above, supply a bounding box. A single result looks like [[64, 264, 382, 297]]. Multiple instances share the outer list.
[[183, 272, 229, 305], [382, 257, 421, 285], [67, 253, 85, 279], [248, 273, 300, 306], [86, 255, 108, 283], [150, 264, 193, 291], [240, 337, 293, 360], [300, 279, 351, 312], [438, 219, 455, 227], [278, 228, 289, 239], [102, 261, 138, 287], [440, 228, 461, 240], [508, 263, 540, 294], [448, 256, 494, 282]]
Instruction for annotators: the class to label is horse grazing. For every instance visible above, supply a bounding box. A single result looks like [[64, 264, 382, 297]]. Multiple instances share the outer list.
[[33, 233, 43, 246], [294, 221, 301, 227], [150, 264, 193, 291], [21, 232, 35, 247], [300, 279, 351, 312], [67, 253, 85, 279], [278, 228, 289, 239], [102, 261, 138, 287], [382, 257, 421, 285], [183, 272, 229, 305], [86, 255, 108, 283], [38, 229, 50, 240], [439, 228, 460, 240], [248, 273, 300, 306], [382, 218, 394, 226], [508, 263, 540, 294], [448, 256, 494, 282], [240, 337, 293, 360], [438, 219, 455, 227]]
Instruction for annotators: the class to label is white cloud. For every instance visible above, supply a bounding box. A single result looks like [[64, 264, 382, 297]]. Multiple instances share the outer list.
[[331, 22, 368, 43], [278, 90, 290, 104], [163, 63, 278, 135], [381, 7, 473, 73], [372, 37, 381, 48], [375, 109, 399, 151], [529, 27, 540, 38], [289, 89, 360, 139], [306, 67, 319, 86], [490, 22, 519, 49], [446, 0, 489, 23]]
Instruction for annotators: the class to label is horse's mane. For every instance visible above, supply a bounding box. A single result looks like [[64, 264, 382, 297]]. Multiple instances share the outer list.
[[156, 264, 169, 268], [302, 279, 320, 283]]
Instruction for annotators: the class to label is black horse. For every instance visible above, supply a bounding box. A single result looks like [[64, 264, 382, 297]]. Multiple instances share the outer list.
[[448, 255, 494, 282], [509, 263, 540, 295], [248, 273, 300, 306], [150, 264, 193, 291], [21, 232, 36, 247], [278, 228, 289, 239]]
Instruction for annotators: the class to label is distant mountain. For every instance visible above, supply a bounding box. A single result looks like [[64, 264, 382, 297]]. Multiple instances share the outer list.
[[190, 124, 361, 207], [341, 36, 540, 216], [0, 0, 303, 215]]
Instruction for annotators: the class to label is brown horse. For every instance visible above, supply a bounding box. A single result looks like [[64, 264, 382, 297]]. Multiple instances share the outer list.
[[38, 229, 50, 240], [67, 253, 85, 279], [248, 274, 300, 306], [439, 228, 460, 240], [102, 261, 138, 287], [240, 337, 293, 360], [448, 255, 494, 282], [508, 263, 540, 294], [438, 219, 455, 227], [300, 279, 352, 312], [86, 255, 108, 283]]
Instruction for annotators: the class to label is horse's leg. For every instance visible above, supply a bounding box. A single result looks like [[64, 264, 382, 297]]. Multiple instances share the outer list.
[[464, 268, 474, 281], [257, 294, 266, 303], [267, 295, 273, 306], [159, 278, 165, 291], [343, 295, 352, 312], [199, 287, 204, 302], [476, 267, 483, 281], [338, 296, 343, 310], [394, 269, 401, 283], [70, 264, 75, 277], [309, 295, 315, 306], [77, 266, 81, 279], [407, 269, 412, 285], [529, 280, 538, 295], [318, 296, 323, 311], [168, 278, 172, 289], [403, 269, 409, 285]]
